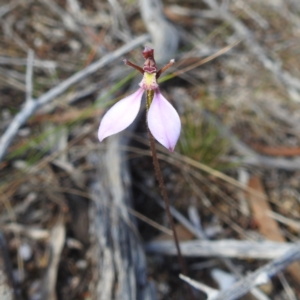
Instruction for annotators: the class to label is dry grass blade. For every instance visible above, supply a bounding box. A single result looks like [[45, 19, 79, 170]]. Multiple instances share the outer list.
[[173, 39, 242, 78], [126, 206, 173, 236]]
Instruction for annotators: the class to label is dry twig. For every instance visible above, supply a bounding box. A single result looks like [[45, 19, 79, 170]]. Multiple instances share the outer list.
[[214, 241, 300, 300], [88, 138, 155, 300], [146, 239, 296, 259], [0, 34, 149, 162], [179, 242, 300, 300]]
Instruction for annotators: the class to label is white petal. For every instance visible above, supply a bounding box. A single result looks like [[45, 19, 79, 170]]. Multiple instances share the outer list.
[[148, 89, 181, 152], [98, 88, 144, 141]]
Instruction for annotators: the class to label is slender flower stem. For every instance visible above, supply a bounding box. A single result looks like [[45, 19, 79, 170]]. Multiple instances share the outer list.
[[147, 128, 195, 299], [146, 90, 189, 280], [147, 128, 187, 268]]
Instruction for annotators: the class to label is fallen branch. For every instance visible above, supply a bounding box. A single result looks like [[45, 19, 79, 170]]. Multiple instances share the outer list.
[[146, 239, 296, 259], [88, 137, 156, 300], [0, 34, 149, 162], [214, 241, 300, 300], [179, 241, 300, 300]]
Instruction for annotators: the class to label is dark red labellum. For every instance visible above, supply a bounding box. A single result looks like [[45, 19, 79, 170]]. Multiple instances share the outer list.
[[142, 47, 157, 73], [143, 58, 157, 73]]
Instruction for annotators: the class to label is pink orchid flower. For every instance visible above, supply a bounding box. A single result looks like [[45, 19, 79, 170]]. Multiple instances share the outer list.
[[98, 47, 181, 152]]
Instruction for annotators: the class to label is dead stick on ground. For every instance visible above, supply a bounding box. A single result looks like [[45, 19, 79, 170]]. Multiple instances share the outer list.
[[214, 242, 300, 300], [0, 34, 150, 163], [145, 239, 296, 259], [179, 241, 300, 300]]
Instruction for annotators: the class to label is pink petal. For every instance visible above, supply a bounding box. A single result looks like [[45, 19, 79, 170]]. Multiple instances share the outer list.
[[98, 88, 144, 141], [148, 89, 181, 152]]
